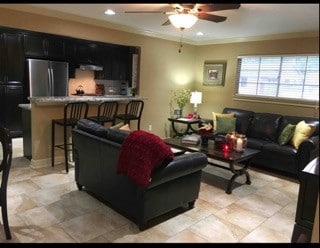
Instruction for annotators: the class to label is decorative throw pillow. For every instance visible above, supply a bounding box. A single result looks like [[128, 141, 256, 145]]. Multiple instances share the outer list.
[[212, 112, 235, 132], [109, 122, 125, 130], [277, 123, 296, 145], [215, 116, 236, 134], [290, 120, 316, 149], [120, 124, 131, 132]]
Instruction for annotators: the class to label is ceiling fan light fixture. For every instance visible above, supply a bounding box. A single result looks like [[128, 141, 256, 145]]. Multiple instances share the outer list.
[[168, 13, 198, 29]]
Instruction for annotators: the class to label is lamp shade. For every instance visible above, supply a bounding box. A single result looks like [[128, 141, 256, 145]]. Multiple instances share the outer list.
[[168, 14, 198, 29], [190, 91, 202, 105]]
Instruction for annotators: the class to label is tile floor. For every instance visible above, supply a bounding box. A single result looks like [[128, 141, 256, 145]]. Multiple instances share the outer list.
[[0, 138, 299, 243]]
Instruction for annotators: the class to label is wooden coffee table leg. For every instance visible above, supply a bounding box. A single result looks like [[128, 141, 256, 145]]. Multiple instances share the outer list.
[[226, 161, 251, 194]]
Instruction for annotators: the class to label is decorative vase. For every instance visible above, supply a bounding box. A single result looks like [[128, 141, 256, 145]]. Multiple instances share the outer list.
[[179, 108, 183, 118], [234, 134, 247, 152], [225, 131, 238, 150]]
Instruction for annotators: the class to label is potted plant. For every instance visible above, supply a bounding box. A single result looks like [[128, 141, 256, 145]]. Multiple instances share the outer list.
[[172, 88, 191, 117], [130, 87, 137, 96]]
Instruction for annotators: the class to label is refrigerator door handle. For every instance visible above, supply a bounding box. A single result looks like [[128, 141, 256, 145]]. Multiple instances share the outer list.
[[50, 68, 54, 96], [47, 68, 52, 96]]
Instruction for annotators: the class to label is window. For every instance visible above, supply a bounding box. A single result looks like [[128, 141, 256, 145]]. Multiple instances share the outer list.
[[236, 55, 319, 101]]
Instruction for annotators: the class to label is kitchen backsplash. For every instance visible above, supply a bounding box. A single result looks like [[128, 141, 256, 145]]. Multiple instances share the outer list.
[[68, 69, 129, 96], [68, 69, 96, 95]]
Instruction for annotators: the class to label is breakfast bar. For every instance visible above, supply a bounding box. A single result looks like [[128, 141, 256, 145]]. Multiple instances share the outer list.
[[19, 95, 147, 168]]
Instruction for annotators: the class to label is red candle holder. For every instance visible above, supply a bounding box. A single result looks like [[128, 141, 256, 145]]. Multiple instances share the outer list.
[[222, 143, 231, 153]]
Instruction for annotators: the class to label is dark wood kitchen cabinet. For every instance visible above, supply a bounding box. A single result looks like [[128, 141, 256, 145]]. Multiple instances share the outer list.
[[95, 45, 129, 80], [0, 32, 25, 84], [73, 40, 101, 65], [24, 33, 65, 60], [0, 31, 25, 137], [0, 84, 23, 138]]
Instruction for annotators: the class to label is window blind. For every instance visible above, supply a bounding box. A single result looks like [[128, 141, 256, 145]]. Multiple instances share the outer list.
[[236, 55, 319, 101]]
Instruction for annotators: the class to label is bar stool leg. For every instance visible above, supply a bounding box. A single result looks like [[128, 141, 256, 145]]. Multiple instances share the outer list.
[[1, 198, 11, 240], [64, 125, 68, 173], [51, 121, 55, 167]]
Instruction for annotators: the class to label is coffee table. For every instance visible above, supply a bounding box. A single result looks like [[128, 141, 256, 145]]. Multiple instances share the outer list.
[[163, 137, 260, 194]]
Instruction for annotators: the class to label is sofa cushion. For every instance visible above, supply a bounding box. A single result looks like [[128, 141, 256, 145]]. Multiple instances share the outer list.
[[290, 120, 316, 149], [76, 119, 108, 137], [246, 137, 271, 150], [278, 123, 296, 145], [215, 116, 236, 134], [223, 108, 254, 134], [106, 128, 130, 144], [247, 113, 282, 142], [212, 112, 234, 132], [281, 116, 319, 136]]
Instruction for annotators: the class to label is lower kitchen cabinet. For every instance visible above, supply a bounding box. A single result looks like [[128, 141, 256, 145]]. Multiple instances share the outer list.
[[0, 84, 23, 137]]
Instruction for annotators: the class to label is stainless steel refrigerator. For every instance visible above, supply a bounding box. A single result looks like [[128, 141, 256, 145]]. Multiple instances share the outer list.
[[27, 58, 69, 97]]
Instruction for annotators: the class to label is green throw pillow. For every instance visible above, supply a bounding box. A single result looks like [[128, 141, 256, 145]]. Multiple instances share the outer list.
[[215, 116, 236, 134], [278, 123, 296, 145]]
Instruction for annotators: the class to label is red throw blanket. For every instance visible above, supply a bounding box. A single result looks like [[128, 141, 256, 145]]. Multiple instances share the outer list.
[[117, 130, 174, 187]]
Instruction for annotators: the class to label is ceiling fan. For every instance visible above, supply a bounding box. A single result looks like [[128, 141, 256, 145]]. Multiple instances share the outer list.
[[125, 3, 241, 29]]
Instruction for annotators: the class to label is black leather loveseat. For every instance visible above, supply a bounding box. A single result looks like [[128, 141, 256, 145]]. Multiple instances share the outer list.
[[72, 119, 207, 230], [200, 107, 319, 178]]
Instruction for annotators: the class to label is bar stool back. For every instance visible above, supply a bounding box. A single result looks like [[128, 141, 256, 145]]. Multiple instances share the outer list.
[[51, 101, 89, 173], [0, 127, 12, 240], [115, 100, 144, 130], [87, 101, 118, 126]]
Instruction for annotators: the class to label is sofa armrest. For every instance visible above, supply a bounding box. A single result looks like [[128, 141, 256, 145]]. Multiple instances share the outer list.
[[298, 136, 319, 152], [148, 152, 207, 189], [297, 135, 319, 172]]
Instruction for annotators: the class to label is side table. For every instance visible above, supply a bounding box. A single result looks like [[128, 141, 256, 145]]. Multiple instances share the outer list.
[[168, 118, 200, 137]]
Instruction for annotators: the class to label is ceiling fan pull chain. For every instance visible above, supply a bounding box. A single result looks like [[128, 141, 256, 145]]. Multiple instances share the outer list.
[[178, 29, 184, 53]]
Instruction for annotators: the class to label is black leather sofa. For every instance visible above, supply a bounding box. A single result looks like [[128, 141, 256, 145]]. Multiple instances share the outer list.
[[200, 107, 319, 178], [72, 119, 208, 230]]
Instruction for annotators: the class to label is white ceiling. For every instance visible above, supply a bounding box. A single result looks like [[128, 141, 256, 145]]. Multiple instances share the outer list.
[[5, 3, 320, 45]]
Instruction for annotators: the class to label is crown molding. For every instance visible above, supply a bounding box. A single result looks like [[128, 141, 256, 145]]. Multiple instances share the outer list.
[[1, 4, 319, 46]]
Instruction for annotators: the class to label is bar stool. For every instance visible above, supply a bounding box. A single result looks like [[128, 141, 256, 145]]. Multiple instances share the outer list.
[[115, 100, 144, 130], [87, 101, 118, 126], [51, 102, 89, 173], [0, 127, 12, 240]]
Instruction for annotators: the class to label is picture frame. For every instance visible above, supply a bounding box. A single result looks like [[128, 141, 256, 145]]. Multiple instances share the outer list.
[[203, 61, 227, 86]]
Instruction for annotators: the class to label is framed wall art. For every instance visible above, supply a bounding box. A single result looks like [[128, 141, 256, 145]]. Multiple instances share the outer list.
[[203, 61, 227, 86]]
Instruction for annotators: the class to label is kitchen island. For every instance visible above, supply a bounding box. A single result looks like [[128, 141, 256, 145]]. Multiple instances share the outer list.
[[19, 95, 147, 168]]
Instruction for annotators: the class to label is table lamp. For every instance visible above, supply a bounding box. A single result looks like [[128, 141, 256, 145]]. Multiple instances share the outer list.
[[190, 91, 202, 118]]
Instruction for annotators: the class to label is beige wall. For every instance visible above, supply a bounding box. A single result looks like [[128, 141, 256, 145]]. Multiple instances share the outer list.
[[0, 6, 319, 139], [195, 38, 319, 119]]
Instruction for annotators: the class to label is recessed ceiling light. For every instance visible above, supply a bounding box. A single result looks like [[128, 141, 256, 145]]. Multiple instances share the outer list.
[[196, 32, 204, 36], [104, 9, 115, 15]]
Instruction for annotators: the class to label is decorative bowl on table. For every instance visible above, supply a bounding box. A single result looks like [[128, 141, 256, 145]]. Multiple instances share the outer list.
[[197, 124, 213, 146]]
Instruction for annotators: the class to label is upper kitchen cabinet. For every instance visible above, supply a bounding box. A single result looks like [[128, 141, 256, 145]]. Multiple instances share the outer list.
[[24, 33, 65, 60], [95, 45, 130, 80], [0, 32, 25, 84], [73, 40, 101, 65]]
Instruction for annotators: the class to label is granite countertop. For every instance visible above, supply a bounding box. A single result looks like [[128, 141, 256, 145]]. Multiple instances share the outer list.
[[27, 95, 148, 106], [18, 104, 32, 110]]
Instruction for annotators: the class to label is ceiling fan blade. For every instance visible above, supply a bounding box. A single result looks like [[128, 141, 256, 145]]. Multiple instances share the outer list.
[[197, 13, 227, 23], [197, 4, 241, 12], [125, 11, 165, 13], [161, 19, 171, 26]]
